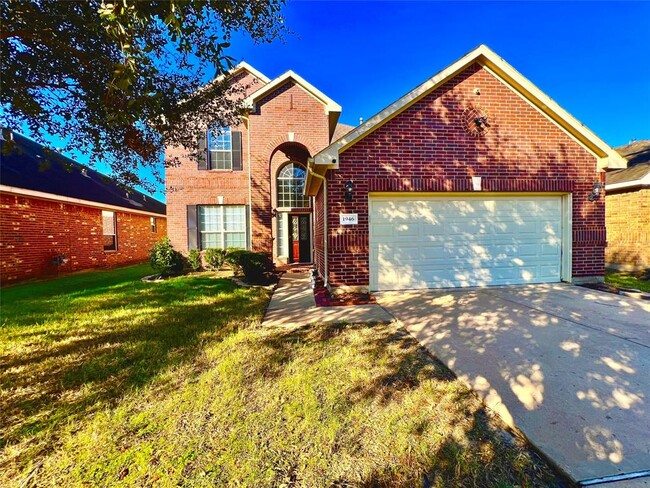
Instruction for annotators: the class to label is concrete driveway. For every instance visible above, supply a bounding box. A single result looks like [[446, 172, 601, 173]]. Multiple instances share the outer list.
[[377, 284, 650, 486]]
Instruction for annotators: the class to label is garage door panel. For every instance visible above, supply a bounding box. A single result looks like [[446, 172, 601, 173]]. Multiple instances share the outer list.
[[370, 196, 564, 291]]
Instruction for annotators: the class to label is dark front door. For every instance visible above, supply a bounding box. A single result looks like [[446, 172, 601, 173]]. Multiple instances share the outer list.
[[289, 214, 311, 264]]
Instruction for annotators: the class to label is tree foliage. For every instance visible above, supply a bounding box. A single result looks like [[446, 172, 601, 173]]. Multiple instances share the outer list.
[[1, 0, 285, 192]]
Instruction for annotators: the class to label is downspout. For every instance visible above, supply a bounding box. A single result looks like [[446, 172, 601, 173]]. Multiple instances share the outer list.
[[307, 160, 328, 287], [242, 114, 253, 250]]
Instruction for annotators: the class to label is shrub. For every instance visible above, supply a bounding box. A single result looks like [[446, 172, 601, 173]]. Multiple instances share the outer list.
[[187, 249, 202, 272], [226, 250, 274, 284], [204, 248, 227, 271], [149, 238, 185, 276]]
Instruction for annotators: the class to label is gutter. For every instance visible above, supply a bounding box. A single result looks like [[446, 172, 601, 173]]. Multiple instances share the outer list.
[[0, 184, 166, 218], [241, 114, 253, 250], [306, 159, 328, 287], [605, 173, 650, 192]]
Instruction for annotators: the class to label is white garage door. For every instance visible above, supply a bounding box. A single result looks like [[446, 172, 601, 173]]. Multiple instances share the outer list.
[[369, 195, 564, 291]]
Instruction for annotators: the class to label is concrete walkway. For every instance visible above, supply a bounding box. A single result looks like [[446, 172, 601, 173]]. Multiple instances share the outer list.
[[262, 271, 393, 327], [377, 284, 650, 487]]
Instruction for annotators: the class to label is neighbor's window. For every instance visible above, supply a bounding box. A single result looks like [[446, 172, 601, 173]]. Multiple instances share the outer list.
[[102, 210, 117, 251], [150, 217, 157, 233], [207, 125, 232, 170], [277, 163, 309, 208], [198, 205, 246, 250]]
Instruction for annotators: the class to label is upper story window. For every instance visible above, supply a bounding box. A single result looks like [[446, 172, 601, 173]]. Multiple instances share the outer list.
[[199, 125, 242, 171], [277, 163, 309, 208], [208, 126, 232, 170], [150, 217, 157, 233]]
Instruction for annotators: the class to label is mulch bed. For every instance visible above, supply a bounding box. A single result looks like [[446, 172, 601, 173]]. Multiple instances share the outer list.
[[313, 279, 376, 307]]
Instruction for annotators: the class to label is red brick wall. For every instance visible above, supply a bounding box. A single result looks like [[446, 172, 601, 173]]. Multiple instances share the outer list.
[[313, 182, 326, 277], [326, 63, 603, 288], [166, 76, 331, 257], [0, 193, 166, 284], [606, 188, 650, 268]]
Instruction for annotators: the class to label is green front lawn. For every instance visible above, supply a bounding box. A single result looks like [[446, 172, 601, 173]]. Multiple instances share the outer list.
[[605, 269, 650, 292], [1, 265, 560, 487]]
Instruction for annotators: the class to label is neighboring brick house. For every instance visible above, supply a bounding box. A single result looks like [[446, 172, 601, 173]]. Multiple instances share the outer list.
[[306, 45, 626, 291], [167, 46, 626, 292], [0, 132, 167, 284], [605, 140, 650, 269], [166, 62, 350, 264]]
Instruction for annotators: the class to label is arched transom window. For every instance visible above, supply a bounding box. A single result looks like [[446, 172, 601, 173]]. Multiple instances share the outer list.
[[277, 163, 309, 208]]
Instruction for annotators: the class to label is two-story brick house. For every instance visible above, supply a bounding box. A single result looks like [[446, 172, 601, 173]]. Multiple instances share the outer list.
[[166, 62, 350, 265], [167, 45, 626, 292]]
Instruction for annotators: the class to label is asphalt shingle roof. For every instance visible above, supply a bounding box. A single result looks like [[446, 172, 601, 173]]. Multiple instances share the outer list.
[[0, 132, 166, 215], [607, 140, 650, 186]]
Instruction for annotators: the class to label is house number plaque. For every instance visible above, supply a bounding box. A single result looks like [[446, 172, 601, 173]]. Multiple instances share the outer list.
[[340, 213, 358, 225]]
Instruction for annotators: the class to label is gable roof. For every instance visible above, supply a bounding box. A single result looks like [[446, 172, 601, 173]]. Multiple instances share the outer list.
[[312, 44, 626, 172], [228, 61, 271, 85], [245, 69, 342, 141], [244, 70, 342, 114], [606, 140, 650, 189], [615, 140, 650, 167], [1, 132, 166, 216], [331, 123, 356, 143]]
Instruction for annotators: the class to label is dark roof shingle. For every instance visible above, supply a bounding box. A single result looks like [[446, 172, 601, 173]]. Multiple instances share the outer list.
[[1, 132, 165, 215], [607, 140, 650, 186]]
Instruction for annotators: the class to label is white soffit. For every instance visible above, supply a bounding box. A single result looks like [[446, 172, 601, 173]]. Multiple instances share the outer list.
[[314, 44, 626, 171], [244, 70, 342, 114], [214, 61, 271, 84], [228, 61, 271, 84]]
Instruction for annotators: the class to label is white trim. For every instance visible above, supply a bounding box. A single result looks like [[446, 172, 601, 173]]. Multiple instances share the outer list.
[[216, 61, 271, 84], [314, 44, 626, 171], [244, 70, 342, 114], [605, 172, 650, 191], [0, 185, 166, 218], [562, 194, 573, 283], [368, 193, 567, 291]]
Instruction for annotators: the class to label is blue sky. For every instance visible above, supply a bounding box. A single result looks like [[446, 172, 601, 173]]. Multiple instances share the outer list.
[[24, 1, 650, 201], [233, 0, 649, 145]]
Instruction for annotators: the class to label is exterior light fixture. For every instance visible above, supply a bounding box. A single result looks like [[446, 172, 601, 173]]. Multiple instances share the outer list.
[[345, 180, 353, 202], [588, 181, 603, 201]]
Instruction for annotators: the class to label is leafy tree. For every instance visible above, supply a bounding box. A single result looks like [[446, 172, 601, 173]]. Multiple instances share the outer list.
[[1, 0, 285, 192]]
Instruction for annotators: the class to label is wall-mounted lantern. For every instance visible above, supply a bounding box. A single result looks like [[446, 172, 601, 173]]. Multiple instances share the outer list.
[[588, 181, 603, 201], [345, 180, 354, 202]]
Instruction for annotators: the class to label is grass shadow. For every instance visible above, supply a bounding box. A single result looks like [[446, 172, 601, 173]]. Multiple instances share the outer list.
[[1, 266, 270, 469]]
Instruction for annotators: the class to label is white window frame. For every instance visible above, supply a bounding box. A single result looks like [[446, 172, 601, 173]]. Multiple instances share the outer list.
[[150, 217, 157, 233], [102, 210, 117, 251], [276, 212, 289, 257], [277, 162, 309, 209], [207, 126, 232, 170], [198, 205, 247, 250]]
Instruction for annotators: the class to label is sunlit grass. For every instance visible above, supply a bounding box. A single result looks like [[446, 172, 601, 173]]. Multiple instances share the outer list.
[[1, 265, 560, 487], [605, 269, 650, 292]]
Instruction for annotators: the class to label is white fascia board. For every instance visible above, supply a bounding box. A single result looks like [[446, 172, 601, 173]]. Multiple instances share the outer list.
[[606, 173, 650, 191], [232, 61, 271, 84], [0, 185, 166, 217], [313, 46, 481, 166], [314, 44, 626, 171], [214, 61, 271, 84], [245, 70, 342, 114], [477, 48, 626, 170]]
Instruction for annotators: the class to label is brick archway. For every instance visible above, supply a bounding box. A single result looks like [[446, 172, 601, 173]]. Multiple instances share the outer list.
[[264, 134, 319, 158]]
